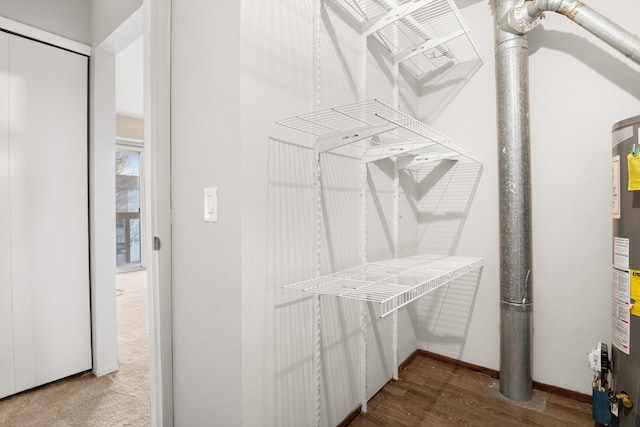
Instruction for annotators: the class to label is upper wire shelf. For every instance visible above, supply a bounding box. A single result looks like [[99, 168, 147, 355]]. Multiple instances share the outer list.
[[333, 0, 482, 78], [282, 254, 483, 317], [276, 98, 480, 167]]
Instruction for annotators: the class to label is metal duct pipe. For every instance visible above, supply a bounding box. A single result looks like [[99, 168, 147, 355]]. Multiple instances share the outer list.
[[494, 0, 534, 402], [503, 0, 640, 64], [494, 0, 640, 403]]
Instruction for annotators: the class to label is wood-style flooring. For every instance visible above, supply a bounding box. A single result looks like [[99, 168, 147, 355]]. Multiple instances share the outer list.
[[349, 353, 595, 427]]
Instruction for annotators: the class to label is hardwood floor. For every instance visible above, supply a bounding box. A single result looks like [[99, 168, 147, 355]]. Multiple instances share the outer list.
[[349, 353, 596, 427]]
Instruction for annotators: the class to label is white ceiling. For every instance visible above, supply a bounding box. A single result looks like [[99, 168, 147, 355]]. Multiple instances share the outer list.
[[115, 35, 143, 118]]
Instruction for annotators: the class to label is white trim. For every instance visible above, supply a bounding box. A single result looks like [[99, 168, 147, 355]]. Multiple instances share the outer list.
[[144, 0, 173, 425], [117, 137, 145, 147], [93, 364, 120, 377], [0, 16, 91, 56], [89, 47, 119, 379]]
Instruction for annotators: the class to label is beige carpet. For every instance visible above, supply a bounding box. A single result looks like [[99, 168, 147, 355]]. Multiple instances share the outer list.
[[0, 270, 151, 426]]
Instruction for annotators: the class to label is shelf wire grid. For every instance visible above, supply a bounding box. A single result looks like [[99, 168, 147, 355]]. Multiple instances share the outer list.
[[276, 99, 481, 164], [282, 254, 483, 318], [333, 0, 482, 78]]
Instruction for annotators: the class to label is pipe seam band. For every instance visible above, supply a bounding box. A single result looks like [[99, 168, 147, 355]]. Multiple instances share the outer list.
[[501, 300, 533, 311]]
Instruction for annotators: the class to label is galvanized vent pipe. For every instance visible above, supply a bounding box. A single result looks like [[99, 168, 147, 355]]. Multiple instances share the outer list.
[[494, 0, 640, 402], [504, 0, 640, 63]]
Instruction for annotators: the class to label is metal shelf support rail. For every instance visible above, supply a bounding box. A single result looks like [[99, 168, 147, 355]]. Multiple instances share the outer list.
[[392, 158, 400, 380], [331, 0, 482, 78], [277, 98, 483, 417], [312, 0, 323, 424]]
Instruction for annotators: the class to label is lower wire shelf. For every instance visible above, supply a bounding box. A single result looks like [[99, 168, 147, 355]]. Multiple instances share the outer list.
[[282, 254, 483, 318]]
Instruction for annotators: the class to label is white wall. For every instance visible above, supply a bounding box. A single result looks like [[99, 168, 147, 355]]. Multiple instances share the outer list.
[[241, 2, 323, 425], [417, 0, 640, 394], [170, 0, 418, 426], [239, 2, 422, 426], [91, 0, 142, 46], [171, 0, 242, 425], [528, 0, 640, 393], [115, 36, 144, 119], [414, 158, 484, 360], [0, 0, 90, 44]]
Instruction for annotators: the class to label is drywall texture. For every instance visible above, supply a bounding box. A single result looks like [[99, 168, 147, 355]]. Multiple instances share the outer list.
[[172, 0, 421, 426], [0, 0, 90, 44], [415, 159, 484, 360], [171, 0, 242, 425], [239, 2, 419, 426], [417, 0, 640, 394], [91, 0, 142, 46]]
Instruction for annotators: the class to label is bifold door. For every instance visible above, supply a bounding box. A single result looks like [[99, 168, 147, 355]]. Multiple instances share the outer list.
[[0, 30, 13, 400], [0, 31, 91, 399]]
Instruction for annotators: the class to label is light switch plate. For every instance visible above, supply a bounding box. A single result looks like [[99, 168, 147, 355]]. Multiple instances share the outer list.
[[204, 187, 218, 222]]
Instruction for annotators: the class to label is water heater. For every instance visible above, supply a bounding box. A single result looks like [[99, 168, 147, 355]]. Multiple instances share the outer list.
[[612, 115, 640, 427]]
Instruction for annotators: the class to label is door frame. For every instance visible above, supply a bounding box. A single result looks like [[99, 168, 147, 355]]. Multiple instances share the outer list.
[[92, 2, 173, 425], [144, 0, 173, 425]]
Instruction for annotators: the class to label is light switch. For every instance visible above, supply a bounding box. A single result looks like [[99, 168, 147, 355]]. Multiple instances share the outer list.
[[204, 187, 218, 222]]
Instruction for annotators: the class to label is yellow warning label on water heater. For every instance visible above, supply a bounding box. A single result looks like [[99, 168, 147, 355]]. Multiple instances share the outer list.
[[628, 153, 640, 191], [631, 270, 640, 317]]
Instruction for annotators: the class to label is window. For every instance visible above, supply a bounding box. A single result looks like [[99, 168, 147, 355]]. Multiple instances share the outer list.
[[116, 145, 143, 269]]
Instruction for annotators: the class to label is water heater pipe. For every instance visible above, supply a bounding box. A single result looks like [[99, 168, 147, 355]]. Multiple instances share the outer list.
[[494, 0, 534, 402], [493, 0, 640, 402], [502, 0, 640, 64]]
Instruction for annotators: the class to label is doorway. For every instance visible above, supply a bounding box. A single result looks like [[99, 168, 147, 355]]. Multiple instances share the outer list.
[[114, 36, 146, 280], [114, 32, 151, 423], [91, 1, 172, 424], [115, 33, 145, 270]]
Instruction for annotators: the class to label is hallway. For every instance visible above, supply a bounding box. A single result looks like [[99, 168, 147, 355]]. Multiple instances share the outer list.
[[0, 271, 150, 426]]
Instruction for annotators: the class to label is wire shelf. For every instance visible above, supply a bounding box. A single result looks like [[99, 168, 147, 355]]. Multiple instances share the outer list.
[[276, 98, 480, 164], [282, 254, 483, 317], [334, 0, 482, 78]]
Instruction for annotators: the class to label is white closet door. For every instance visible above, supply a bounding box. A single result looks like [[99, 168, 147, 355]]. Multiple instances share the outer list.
[[0, 31, 15, 399], [9, 35, 91, 393]]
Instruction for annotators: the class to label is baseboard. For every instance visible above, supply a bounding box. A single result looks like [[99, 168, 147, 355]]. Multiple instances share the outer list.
[[417, 349, 592, 404], [336, 350, 419, 427], [532, 380, 592, 404], [416, 349, 499, 378], [336, 404, 362, 427], [92, 364, 119, 377], [398, 349, 419, 372]]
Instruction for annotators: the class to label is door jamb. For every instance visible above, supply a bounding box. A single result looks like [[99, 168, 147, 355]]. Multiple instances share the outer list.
[[144, 1, 173, 425]]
